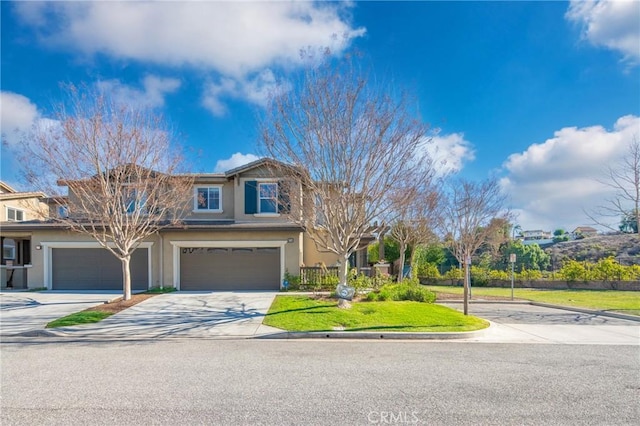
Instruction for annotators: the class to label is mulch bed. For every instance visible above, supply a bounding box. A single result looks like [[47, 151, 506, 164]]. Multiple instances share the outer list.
[[85, 293, 157, 314]]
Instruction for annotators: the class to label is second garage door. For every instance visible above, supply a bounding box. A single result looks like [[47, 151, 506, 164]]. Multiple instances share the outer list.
[[180, 247, 280, 291]]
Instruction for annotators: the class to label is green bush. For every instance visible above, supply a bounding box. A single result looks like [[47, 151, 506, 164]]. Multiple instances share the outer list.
[[366, 279, 435, 303], [283, 271, 301, 291]]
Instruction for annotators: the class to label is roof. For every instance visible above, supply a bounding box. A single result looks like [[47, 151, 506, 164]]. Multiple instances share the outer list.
[[0, 219, 303, 233], [224, 157, 303, 178], [0, 191, 46, 201], [573, 226, 598, 233], [0, 181, 17, 193]]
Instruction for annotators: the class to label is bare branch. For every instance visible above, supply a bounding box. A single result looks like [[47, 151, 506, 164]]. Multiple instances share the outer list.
[[19, 83, 194, 299], [260, 53, 435, 290]]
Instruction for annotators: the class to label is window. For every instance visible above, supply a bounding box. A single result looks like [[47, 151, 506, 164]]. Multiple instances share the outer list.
[[123, 187, 148, 214], [259, 182, 278, 214], [58, 205, 69, 218], [3, 239, 16, 260], [195, 186, 222, 212], [6, 207, 24, 222]]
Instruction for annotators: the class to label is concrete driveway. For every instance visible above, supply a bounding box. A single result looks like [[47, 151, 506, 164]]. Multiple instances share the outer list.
[[0, 291, 118, 336], [441, 302, 640, 345], [51, 291, 280, 339]]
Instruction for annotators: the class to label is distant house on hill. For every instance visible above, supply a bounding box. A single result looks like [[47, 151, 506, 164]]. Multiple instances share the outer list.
[[521, 229, 553, 246], [572, 226, 598, 239]]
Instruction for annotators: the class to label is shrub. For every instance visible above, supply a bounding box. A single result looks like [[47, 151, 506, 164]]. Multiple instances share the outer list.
[[365, 279, 435, 303], [283, 271, 301, 291]]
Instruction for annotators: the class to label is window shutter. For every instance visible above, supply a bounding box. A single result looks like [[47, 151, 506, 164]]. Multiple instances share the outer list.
[[245, 181, 257, 214], [278, 181, 291, 213]]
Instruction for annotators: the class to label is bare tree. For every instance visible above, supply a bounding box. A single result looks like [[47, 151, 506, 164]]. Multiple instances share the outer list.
[[20, 84, 194, 300], [260, 53, 434, 306], [388, 185, 440, 282], [438, 177, 511, 315], [587, 137, 640, 234]]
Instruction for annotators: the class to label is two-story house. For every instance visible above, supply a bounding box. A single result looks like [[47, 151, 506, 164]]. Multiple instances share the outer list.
[[0, 159, 368, 290]]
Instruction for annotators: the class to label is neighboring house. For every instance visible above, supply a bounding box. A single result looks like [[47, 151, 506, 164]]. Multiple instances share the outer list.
[[572, 226, 598, 239], [521, 229, 553, 246], [521, 229, 552, 241], [0, 181, 49, 289], [0, 159, 369, 290]]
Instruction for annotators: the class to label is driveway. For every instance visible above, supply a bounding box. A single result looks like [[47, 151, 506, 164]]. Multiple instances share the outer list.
[[440, 302, 640, 345], [51, 291, 280, 339], [0, 291, 118, 336]]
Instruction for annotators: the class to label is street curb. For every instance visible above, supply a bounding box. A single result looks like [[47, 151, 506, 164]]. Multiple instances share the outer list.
[[255, 326, 491, 340], [528, 302, 640, 322], [439, 300, 640, 323]]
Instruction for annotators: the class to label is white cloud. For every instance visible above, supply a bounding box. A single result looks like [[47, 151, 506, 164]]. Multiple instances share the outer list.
[[96, 75, 181, 109], [214, 153, 260, 173], [566, 0, 640, 64], [501, 115, 640, 232], [14, 1, 365, 115], [1, 91, 39, 146], [423, 132, 475, 176], [202, 70, 290, 117]]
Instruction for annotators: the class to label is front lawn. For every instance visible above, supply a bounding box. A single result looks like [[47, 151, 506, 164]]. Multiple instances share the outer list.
[[425, 286, 640, 316], [46, 311, 113, 328], [263, 295, 489, 332]]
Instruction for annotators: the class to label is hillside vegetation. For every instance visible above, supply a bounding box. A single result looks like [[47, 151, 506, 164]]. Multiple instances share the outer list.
[[545, 234, 640, 266]]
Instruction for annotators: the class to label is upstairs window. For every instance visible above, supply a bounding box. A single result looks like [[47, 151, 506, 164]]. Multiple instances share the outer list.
[[123, 187, 148, 214], [259, 182, 278, 214], [195, 186, 222, 212], [6, 207, 24, 222]]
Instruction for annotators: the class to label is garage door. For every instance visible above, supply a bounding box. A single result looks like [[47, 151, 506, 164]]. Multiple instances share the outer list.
[[180, 247, 280, 291], [52, 248, 148, 291]]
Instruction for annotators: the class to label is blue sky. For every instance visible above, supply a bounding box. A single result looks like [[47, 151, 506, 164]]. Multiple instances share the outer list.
[[1, 1, 639, 232]]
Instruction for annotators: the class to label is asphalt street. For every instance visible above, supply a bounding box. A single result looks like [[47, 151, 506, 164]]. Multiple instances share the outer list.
[[1, 339, 638, 425]]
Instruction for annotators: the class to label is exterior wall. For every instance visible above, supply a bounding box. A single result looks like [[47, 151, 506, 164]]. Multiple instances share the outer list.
[[303, 235, 340, 267], [184, 179, 235, 221], [159, 229, 303, 289], [26, 230, 160, 289], [0, 198, 49, 221], [234, 176, 298, 224]]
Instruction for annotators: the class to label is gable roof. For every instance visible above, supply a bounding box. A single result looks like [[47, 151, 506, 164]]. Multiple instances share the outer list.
[[0, 181, 17, 194]]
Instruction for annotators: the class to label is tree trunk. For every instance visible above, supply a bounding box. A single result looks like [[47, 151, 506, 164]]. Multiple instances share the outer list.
[[463, 262, 469, 315], [336, 255, 352, 309], [338, 255, 349, 286], [122, 255, 132, 301], [397, 241, 406, 283]]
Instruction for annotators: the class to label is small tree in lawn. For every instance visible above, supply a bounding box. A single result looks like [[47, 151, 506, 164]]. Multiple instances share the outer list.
[[260, 52, 434, 307], [388, 185, 440, 282], [20, 84, 194, 300], [438, 177, 511, 315]]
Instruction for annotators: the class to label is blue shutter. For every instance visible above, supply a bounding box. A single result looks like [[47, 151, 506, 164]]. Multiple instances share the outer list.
[[245, 181, 257, 214]]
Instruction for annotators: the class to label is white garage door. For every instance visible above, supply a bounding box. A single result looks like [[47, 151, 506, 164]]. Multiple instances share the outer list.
[[180, 247, 280, 291]]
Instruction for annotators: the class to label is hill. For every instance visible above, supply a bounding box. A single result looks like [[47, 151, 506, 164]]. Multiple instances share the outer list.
[[544, 234, 640, 266]]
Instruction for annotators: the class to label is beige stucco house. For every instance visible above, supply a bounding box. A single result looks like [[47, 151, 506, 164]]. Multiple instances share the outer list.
[[0, 160, 369, 290]]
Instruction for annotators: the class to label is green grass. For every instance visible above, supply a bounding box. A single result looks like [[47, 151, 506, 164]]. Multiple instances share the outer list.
[[425, 286, 640, 316], [144, 286, 177, 294], [263, 296, 489, 332], [46, 311, 113, 328]]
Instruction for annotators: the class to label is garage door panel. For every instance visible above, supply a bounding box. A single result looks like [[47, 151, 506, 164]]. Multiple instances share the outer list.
[[52, 248, 148, 291], [180, 247, 280, 291]]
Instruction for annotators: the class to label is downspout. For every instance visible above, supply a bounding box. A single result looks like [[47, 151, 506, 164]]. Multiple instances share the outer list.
[[159, 232, 164, 290]]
